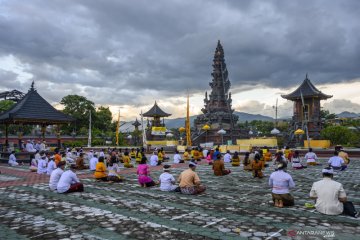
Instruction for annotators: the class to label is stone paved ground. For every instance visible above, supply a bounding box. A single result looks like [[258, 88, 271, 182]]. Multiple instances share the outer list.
[[0, 157, 360, 240]]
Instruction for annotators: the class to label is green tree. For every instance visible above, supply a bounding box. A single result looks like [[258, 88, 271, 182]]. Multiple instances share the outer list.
[[0, 100, 15, 113], [320, 109, 336, 120], [93, 106, 113, 133], [320, 125, 359, 146], [60, 95, 95, 134]]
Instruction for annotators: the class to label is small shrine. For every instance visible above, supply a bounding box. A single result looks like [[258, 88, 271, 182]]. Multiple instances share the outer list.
[[143, 101, 171, 141], [281, 75, 332, 145], [131, 118, 141, 146]]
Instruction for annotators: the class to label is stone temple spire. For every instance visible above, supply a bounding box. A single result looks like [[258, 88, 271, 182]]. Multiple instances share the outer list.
[[203, 40, 232, 114], [195, 40, 238, 132]]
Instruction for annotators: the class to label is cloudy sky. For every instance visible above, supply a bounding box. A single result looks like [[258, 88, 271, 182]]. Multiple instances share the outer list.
[[1, 0, 360, 121]]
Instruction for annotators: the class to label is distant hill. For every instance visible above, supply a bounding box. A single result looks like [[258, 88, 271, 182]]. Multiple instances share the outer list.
[[234, 112, 273, 122], [336, 111, 360, 118], [164, 111, 273, 129], [120, 112, 274, 132]]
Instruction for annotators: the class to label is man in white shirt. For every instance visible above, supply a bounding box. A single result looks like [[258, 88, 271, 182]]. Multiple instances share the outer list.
[[66, 150, 75, 163], [150, 152, 159, 166], [223, 150, 232, 163], [159, 165, 178, 191], [89, 154, 98, 171], [46, 156, 56, 175], [328, 151, 346, 171], [305, 148, 318, 166], [57, 165, 84, 193], [49, 161, 65, 191], [87, 150, 94, 162], [202, 148, 209, 159], [40, 141, 47, 151], [8, 151, 19, 166], [35, 150, 41, 161], [37, 154, 47, 174], [173, 150, 184, 164], [99, 149, 105, 158], [34, 141, 41, 151], [25, 140, 36, 153], [310, 167, 347, 215]]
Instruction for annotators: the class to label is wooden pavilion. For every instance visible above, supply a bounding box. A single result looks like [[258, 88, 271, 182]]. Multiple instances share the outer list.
[[0, 82, 74, 150]]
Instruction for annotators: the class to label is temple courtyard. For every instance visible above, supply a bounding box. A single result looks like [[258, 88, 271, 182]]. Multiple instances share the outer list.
[[0, 157, 359, 240]]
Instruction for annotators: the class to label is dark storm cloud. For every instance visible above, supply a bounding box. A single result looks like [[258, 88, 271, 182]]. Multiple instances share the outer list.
[[0, 0, 359, 105]]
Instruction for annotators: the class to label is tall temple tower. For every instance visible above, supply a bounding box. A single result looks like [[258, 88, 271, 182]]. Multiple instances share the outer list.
[[193, 41, 243, 145]]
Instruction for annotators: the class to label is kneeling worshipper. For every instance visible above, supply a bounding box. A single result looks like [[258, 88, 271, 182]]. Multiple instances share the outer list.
[[206, 152, 213, 165], [135, 148, 142, 164], [8, 151, 19, 166], [75, 153, 88, 170], [291, 150, 307, 169], [123, 152, 134, 168], [150, 151, 159, 166], [213, 155, 231, 176], [183, 149, 191, 161], [46, 156, 56, 175], [178, 161, 206, 195], [223, 150, 232, 163], [49, 161, 66, 191], [310, 167, 358, 217], [251, 154, 264, 178], [108, 156, 123, 182], [231, 151, 240, 167], [159, 165, 179, 192], [305, 148, 319, 166], [37, 154, 48, 174], [137, 156, 157, 187], [269, 162, 295, 208], [173, 150, 184, 164], [263, 147, 272, 162], [29, 154, 38, 172], [130, 148, 136, 159], [94, 156, 108, 181], [328, 151, 346, 171], [338, 147, 350, 166], [193, 147, 201, 161], [157, 149, 164, 164], [89, 154, 98, 171], [243, 152, 252, 171], [57, 164, 84, 194]]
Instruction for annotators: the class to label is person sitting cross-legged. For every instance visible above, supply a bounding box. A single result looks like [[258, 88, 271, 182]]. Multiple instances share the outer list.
[[107, 156, 123, 182], [213, 154, 231, 176], [231, 151, 240, 167], [57, 164, 84, 194], [150, 151, 159, 166], [310, 167, 357, 217], [159, 165, 179, 192], [251, 154, 264, 178], [269, 162, 295, 208], [8, 151, 19, 167], [49, 161, 66, 191], [291, 150, 307, 169], [243, 152, 252, 171], [94, 156, 108, 181], [123, 152, 134, 168], [137, 156, 157, 187], [328, 151, 346, 171], [173, 150, 184, 164], [305, 148, 319, 166], [178, 161, 206, 195]]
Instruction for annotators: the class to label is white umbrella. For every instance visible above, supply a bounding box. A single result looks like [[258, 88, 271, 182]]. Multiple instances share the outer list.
[[271, 128, 280, 135]]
